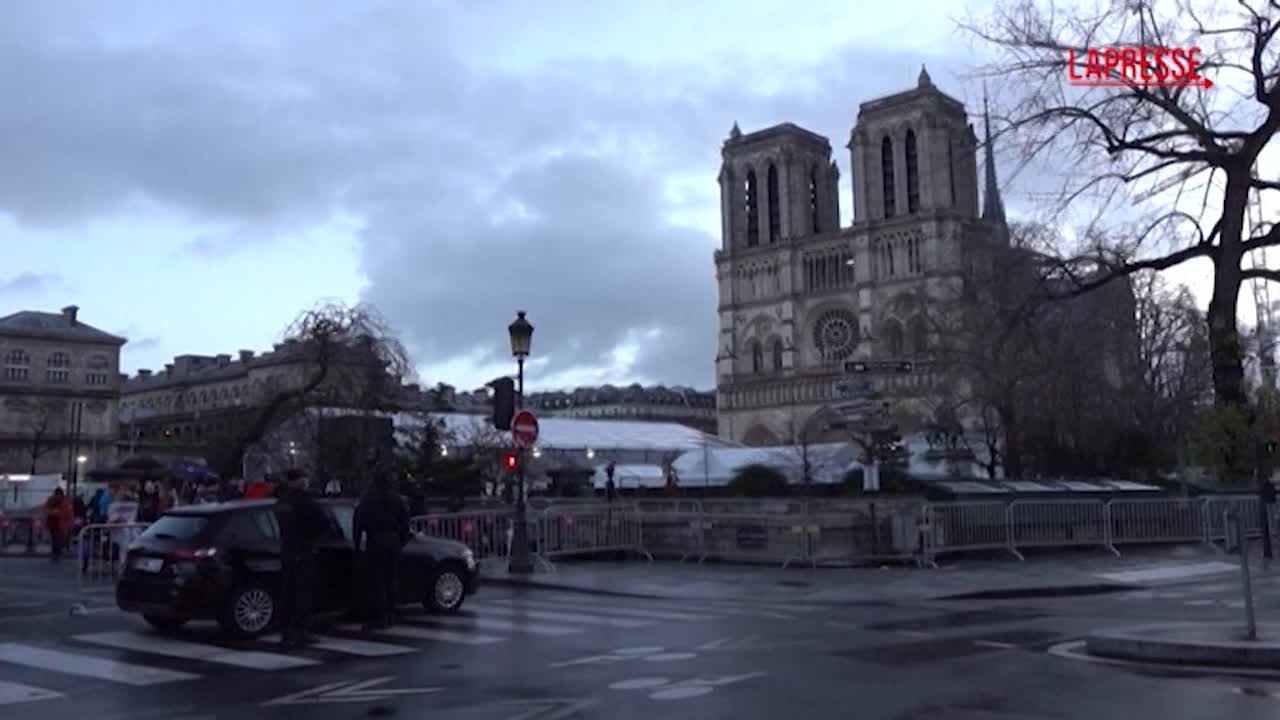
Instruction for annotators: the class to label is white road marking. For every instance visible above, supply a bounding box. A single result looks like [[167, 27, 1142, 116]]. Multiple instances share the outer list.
[[262, 633, 418, 657], [75, 632, 318, 670], [0, 643, 198, 685], [468, 604, 654, 629], [1185, 599, 1216, 606], [0, 680, 63, 706], [340, 623, 504, 645], [423, 613, 582, 636], [974, 640, 1018, 649], [1098, 562, 1239, 584], [495, 598, 714, 622]]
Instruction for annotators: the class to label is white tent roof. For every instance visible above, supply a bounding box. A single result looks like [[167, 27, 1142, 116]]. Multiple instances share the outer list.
[[312, 408, 736, 453]]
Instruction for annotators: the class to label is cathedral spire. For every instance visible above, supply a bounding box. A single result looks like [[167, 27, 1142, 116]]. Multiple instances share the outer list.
[[981, 86, 1007, 233]]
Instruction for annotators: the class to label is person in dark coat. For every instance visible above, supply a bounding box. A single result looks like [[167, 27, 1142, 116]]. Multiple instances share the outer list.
[[353, 472, 411, 630], [273, 469, 330, 646]]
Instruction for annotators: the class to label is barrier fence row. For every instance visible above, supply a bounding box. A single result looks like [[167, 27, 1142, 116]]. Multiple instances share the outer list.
[[61, 495, 1280, 606], [415, 496, 1279, 569]]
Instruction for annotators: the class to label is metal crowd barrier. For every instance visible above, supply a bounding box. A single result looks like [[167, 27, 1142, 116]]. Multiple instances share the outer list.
[[410, 495, 1280, 571], [411, 510, 513, 562], [74, 522, 150, 607]]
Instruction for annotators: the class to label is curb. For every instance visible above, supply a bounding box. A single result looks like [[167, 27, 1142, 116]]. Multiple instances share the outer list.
[[933, 583, 1141, 601], [1086, 623, 1280, 669]]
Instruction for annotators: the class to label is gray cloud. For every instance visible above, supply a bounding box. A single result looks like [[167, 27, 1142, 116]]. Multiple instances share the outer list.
[[0, 2, 981, 388], [0, 271, 62, 295]]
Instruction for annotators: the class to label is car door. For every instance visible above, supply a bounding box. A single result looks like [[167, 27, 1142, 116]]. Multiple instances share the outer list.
[[220, 510, 284, 593], [314, 506, 356, 612]]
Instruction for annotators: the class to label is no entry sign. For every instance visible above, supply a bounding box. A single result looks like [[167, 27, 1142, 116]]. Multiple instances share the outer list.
[[511, 410, 539, 448]]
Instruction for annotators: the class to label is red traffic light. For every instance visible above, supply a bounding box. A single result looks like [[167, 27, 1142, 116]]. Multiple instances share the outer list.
[[504, 452, 518, 472]]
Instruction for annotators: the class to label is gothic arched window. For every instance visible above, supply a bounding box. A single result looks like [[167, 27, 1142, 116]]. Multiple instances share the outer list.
[[909, 316, 929, 355], [882, 320, 905, 357], [809, 165, 820, 233], [767, 164, 781, 243], [745, 170, 760, 247], [905, 130, 920, 213], [751, 342, 764, 373], [881, 136, 896, 218], [772, 340, 784, 371]]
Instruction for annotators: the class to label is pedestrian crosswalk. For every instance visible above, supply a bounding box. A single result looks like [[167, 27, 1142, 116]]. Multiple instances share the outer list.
[[0, 593, 818, 705]]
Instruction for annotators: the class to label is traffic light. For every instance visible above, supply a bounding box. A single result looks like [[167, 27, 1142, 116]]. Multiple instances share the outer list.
[[503, 451, 518, 473], [491, 377, 515, 430]]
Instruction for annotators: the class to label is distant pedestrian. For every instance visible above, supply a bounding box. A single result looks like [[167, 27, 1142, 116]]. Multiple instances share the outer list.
[[43, 488, 73, 561], [273, 470, 329, 647], [353, 472, 411, 631]]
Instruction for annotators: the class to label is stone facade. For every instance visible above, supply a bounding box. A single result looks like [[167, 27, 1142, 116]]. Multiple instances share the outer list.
[[715, 68, 1004, 446], [0, 306, 127, 475]]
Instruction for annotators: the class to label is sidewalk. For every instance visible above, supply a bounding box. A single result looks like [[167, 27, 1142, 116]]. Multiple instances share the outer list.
[[479, 545, 1280, 604]]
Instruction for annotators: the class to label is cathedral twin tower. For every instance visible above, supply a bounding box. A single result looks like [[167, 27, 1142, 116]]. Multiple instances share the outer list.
[[713, 67, 1006, 446]]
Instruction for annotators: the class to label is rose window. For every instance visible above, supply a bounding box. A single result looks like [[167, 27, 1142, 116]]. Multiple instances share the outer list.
[[813, 309, 859, 361]]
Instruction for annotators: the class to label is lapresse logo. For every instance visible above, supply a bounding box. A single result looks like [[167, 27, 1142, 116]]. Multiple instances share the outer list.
[[1067, 46, 1213, 88]]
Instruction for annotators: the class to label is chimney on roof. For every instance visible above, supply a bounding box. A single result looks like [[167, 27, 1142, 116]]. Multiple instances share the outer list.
[[61, 305, 79, 325], [138, 369, 152, 378], [238, 349, 254, 363], [215, 354, 231, 367], [164, 363, 174, 375]]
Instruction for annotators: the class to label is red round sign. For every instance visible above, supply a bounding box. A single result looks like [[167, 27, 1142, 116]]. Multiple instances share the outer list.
[[511, 410, 539, 448]]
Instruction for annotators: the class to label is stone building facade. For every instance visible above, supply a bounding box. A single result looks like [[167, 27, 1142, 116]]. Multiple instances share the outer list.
[[0, 306, 127, 475], [715, 68, 1007, 446]]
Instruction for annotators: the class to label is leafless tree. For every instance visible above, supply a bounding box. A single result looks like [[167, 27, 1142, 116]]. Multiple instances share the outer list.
[[960, 0, 1280, 415], [455, 421, 511, 497], [774, 408, 823, 492], [924, 225, 1061, 478], [219, 301, 413, 478], [24, 400, 61, 474]]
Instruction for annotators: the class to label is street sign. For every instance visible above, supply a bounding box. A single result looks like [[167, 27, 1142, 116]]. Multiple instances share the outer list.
[[512, 410, 539, 448], [844, 360, 913, 375], [835, 402, 875, 419], [831, 379, 876, 401]]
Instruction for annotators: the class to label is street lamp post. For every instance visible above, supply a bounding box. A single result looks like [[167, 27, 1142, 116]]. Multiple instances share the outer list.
[[73, 455, 87, 497], [507, 311, 535, 575]]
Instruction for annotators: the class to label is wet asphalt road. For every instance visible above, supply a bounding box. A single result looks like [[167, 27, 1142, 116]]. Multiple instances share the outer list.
[[3, 558, 1280, 719]]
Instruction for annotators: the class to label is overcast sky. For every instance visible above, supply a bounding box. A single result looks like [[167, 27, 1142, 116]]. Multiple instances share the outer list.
[[1, 0, 1220, 393]]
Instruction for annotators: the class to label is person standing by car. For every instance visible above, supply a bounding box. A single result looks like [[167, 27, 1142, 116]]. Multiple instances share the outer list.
[[273, 469, 329, 647], [353, 471, 411, 631]]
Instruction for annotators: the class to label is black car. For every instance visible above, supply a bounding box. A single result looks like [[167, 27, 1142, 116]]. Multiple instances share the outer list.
[[116, 499, 479, 638]]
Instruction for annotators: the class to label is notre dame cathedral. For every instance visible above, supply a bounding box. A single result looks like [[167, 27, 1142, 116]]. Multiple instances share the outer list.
[[714, 67, 1009, 446]]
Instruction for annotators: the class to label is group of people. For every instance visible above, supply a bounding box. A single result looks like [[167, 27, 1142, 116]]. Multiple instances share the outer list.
[[267, 468, 412, 647]]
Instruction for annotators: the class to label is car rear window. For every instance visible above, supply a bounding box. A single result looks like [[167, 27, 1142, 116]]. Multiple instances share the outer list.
[[139, 515, 209, 541]]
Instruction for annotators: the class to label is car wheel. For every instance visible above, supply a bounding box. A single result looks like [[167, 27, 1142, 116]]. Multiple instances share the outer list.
[[142, 614, 187, 632], [219, 584, 276, 638], [424, 565, 467, 613]]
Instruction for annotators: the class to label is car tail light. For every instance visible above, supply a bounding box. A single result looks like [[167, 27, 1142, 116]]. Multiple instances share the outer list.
[[169, 547, 219, 561]]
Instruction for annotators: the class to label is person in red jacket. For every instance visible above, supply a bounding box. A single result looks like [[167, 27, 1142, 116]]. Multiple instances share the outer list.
[[44, 488, 74, 561], [244, 476, 274, 499]]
